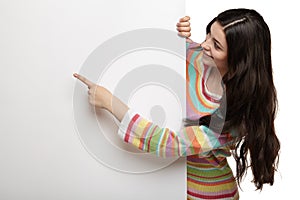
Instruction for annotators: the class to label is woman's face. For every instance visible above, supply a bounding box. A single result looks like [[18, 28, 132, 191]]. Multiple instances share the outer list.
[[201, 21, 228, 76]]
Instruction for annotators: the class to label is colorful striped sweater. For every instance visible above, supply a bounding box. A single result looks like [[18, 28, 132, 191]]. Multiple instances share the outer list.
[[118, 41, 239, 199]]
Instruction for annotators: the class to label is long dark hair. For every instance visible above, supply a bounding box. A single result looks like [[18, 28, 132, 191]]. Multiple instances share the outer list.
[[192, 9, 280, 190]]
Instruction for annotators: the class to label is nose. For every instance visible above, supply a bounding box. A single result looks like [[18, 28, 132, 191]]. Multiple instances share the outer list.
[[201, 40, 210, 51]]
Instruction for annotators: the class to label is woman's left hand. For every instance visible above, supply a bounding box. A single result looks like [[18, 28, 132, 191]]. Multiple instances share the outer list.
[[177, 16, 193, 42]]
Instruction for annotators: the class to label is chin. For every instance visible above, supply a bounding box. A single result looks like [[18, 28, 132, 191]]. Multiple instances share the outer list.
[[202, 57, 216, 68]]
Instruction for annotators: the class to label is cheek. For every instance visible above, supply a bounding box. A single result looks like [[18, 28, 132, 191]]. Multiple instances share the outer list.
[[213, 52, 228, 70]]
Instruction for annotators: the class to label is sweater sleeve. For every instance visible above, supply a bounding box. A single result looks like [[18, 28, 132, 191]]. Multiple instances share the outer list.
[[118, 109, 235, 158]]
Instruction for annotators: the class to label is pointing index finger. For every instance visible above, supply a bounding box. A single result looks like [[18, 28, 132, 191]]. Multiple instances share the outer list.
[[73, 73, 95, 88]]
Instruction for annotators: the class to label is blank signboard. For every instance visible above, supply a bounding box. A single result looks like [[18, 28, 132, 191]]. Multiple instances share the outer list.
[[0, 0, 186, 199]]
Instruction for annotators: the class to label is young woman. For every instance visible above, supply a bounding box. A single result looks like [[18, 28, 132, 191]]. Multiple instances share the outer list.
[[74, 8, 280, 200]]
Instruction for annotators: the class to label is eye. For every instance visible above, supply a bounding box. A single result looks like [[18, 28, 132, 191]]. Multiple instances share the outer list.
[[214, 41, 221, 50]]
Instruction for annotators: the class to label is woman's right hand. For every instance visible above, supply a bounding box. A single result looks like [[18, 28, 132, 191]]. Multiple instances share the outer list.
[[176, 16, 193, 42], [73, 73, 129, 122]]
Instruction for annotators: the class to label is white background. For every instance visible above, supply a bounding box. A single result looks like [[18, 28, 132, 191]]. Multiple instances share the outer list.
[[0, 0, 298, 199], [187, 0, 299, 199]]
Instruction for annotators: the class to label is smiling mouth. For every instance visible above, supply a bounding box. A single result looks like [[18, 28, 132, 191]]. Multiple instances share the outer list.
[[203, 52, 213, 59]]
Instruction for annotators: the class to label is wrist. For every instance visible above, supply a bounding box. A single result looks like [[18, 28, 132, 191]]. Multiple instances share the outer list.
[[103, 90, 113, 112]]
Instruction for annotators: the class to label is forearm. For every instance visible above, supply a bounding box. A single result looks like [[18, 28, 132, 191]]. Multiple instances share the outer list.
[[104, 92, 129, 122], [118, 111, 232, 158]]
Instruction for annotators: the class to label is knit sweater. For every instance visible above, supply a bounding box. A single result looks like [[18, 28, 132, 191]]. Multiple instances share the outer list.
[[118, 41, 239, 199]]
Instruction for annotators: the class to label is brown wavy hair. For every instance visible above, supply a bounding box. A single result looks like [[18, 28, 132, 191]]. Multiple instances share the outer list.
[[192, 8, 280, 190]]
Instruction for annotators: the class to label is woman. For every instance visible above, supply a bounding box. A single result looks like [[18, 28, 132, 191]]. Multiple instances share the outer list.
[[74, 8, 280, 200]]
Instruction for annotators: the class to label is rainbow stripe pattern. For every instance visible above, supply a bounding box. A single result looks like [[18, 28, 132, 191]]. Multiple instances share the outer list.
[[118, 42, 239, 199]]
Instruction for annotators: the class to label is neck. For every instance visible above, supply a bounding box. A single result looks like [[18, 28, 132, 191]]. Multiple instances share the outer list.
[[219, 68, 227, 78], [206, 67, 224, 96]]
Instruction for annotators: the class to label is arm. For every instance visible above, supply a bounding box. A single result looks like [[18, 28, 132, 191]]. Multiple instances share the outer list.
[[73, 17, 232, 157], [73, 74, 233, 158], [118, 109, 229, 157]]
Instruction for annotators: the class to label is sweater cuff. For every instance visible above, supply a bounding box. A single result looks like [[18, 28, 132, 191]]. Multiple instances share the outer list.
[[117, 108, 138, 140]]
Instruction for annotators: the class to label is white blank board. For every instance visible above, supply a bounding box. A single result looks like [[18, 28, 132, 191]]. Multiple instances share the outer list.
[[0, 0, 186, 199]]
